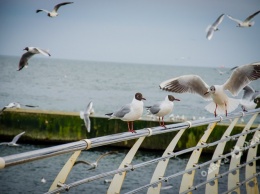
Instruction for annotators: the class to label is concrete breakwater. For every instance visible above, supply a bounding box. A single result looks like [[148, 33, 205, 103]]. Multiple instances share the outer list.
[[0, 109, 251, 153]]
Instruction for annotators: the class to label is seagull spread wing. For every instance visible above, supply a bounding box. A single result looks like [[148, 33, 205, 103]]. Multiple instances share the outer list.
[[244, 10, 260, 22], [36, 9, 50, 14], [53, 2, 73, 12], [35, 48, 51, 57], [73, 160, 92, 166], [242, 85, 255, 100], [227, 15, 243, 24], [96, 151, 118, 163], [18, 52, 35, 71], [11, 131, 25, 144], [212, 14, 225, 28], [223, 62, 260, 96], [159, 75, 211, 100]]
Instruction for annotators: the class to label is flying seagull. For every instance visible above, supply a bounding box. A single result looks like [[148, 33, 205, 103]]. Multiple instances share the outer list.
[[0, 131, 25, 146], [159, 62, 260, 117], [240, 85, 260, 111], [227, 10, 260, 27], [80, 101, 94, 133], [105, 93, 146, 133], [73, 151, 118, 170], [36, 2, 73, 17], [1, 102, 38, 114], [146, 95, 180, 128], [206, 14, 225, 40], [18, 47, 51, 71]]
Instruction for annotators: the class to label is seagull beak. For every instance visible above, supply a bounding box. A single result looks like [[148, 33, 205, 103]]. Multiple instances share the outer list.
[[204, 90, 209, 95], [174, 98, 180, 101], [142, 97, 146, 100]]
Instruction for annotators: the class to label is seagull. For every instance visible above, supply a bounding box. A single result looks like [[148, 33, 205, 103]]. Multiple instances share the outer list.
[[36, 2, 73, 17], [206, 14, 225, 40], [240, 85, 260, 111], [80, 101, 94, 133], [0, 131, 25, 146], [73, 151, 118, 170], [41, 177, 46, 184], [227, 10, 260, 27], [18, 47, 51, 71], [0, 102, 21, 114], [0, 102, 38, 114], [105, 93, 146, 133], [146, 95, 180, 128], [159, 62, 260, 117]]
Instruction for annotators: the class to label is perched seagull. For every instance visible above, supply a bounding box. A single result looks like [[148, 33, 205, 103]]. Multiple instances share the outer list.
[[80, 101, 94, 133], [36, 2, 73, 17], [206, 14, 225, 40], [240, 85, 260, 111], [159, 62, 260, 117], [73, 151, 118, 170], [0, 131, 25, 146], [0, 102, 38, 114], [146, 95, 180, 128], [105, 93, 146, 133], [227, 10, 260, 27], [0, 102, 21, 113], [18, 47, 51, 71]]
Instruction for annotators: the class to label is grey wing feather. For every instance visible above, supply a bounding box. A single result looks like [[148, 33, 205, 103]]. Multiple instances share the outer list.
[[18, 52, 35, 71], [245, 10, 260, 22], [149, 103, 161, 114], [212, 14, 225, 27], [113, 104, 131, 118], [96, 151, 118, 163], [242, 85, 255, 100], [159, 75, 211, 100], [53, 2, 73, 12], [11, 132, 25, 144], [73, 160, 92, 166], [224, 62, 260, 96]]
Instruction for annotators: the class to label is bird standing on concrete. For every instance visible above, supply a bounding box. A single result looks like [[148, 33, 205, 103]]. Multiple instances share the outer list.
[[146, 95, 180, 128], [105, 93, 146, 133], [159, 62, 260, 117]]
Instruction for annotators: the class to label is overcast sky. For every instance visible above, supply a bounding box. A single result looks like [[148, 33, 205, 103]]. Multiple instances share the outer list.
[[0, 0, 259, 67]]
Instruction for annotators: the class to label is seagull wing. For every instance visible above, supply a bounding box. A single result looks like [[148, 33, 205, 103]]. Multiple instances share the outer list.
[[36, 9, 50, 14], [96, 151, 118, 163], [242, 85, 255, 100], [206, 26, 214, 40], [53, 2, 73, 12], [227, 15, 243, 24], [112, 104, 131, 118], [159, 75, 211, 100], [35, 48, 51, 57], [212, 14, 225, 28], [149, 102, 161, 115], [244, 10, 260, 22], [83, 114, 91, 133], [18, 51, 35, 71], [73, 160, 92, 166], [11, 131, 25, 144], [85, 101, 93, 114], [223, 62, 260, 96]]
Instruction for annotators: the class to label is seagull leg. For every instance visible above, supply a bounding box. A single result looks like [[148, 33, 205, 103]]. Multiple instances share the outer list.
[[131, 121, 136, 133], [225, 103, 227, 117], [214, 104, 218, 117], [161, 117, 167, 128], [127, 122, 132, 132]]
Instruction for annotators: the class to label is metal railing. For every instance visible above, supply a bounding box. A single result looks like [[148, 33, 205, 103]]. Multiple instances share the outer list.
[[0, 108, 260, 194]]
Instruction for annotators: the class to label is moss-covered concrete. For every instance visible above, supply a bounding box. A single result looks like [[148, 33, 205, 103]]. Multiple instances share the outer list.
[[0, 109, 256, 153]]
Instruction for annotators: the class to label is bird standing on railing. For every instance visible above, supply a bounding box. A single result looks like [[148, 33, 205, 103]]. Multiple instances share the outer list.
[[36, 2, 73, 17], [105, 93, 146, 133], [146, 95, 180, 128], [159, 61, 260, 117], [73, 151, 118, 170], [0, 131, 25, 146], [80, 101, 94, 133], [240, 85, 260, 111]]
